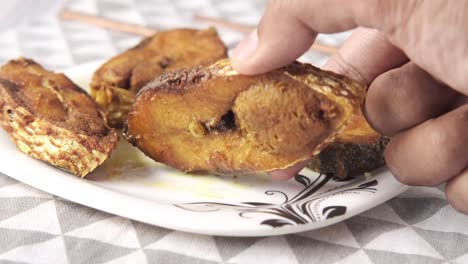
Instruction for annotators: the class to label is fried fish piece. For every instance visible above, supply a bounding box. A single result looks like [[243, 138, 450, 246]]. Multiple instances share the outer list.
[[0, 58, 118, 177], [91, 28, 227, 128], [124, 59, 366, 175], [307, 111, 389, 178]]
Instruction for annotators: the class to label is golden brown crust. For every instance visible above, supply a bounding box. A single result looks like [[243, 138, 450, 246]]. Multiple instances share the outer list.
[[0, 58, 118, 177], [124, 59, 366, 175], [91, 28, 227, 128]]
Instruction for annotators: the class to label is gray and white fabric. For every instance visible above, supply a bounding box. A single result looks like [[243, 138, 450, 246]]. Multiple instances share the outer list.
[[0, 1, 467, 263]]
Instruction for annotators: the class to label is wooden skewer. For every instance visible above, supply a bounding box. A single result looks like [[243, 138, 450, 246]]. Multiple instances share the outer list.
[[59, 10, 338, 54], [60, 10, 156, 37], [195, 15, 252, 34], [194, 15, 338, 55]]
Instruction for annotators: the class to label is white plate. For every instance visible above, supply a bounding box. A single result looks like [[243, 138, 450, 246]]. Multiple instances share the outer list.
[[0, 61, 408, 237]]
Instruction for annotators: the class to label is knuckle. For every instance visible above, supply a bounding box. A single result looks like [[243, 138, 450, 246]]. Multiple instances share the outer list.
[[354, 0, 388, 25], [370, 0, 421, 34]]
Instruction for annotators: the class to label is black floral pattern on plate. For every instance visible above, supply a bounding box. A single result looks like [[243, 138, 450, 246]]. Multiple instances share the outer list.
[[176, 173, 378, 227]]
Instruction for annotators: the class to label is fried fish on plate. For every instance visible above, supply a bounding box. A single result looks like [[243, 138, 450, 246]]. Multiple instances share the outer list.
[[307, 112, 388, 178], [124, 59, 376, 176], [0, 58, 118, 177], [91, 28, 227, 128]]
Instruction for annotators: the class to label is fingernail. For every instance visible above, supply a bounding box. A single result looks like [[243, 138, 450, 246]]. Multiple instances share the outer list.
[[232, 29, 258, 63]]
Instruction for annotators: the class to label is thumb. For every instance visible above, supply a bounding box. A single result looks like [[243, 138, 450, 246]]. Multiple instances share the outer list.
[[230, 0, 360, 75], [231, 22, 314, 75]]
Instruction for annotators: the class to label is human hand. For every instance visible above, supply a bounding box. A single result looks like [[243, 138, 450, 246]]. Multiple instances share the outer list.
[[231, 0, 468, 213]]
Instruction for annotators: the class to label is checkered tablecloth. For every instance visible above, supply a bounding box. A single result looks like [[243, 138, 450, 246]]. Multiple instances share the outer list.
[[1, 1, 467, 263]]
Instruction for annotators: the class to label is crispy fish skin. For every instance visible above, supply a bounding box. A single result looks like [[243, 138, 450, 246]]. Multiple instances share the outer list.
[[91, 28, 227, 128], [307, 106, 388, 178], [0, 58, 118, 177], [124, 59, 365, 175], [307, 136, 389, 178], [307, 135, 389, 178]]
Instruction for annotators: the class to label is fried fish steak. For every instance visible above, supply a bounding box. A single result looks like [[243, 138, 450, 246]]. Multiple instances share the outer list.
[[0, 58, 119, 177], [124, 59, 366, 175], [91, 28, 227, 128], [307, 111, 389, 178]]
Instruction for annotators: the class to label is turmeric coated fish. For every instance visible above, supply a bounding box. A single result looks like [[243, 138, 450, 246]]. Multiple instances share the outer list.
[[91, 28, 227, 128], [0, 58, 118, 177], [124, 59, 371, 175]]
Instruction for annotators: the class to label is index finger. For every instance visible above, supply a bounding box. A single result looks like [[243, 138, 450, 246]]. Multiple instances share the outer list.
[[231, 0, 402, 75], [323, 28, 407, 85]]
